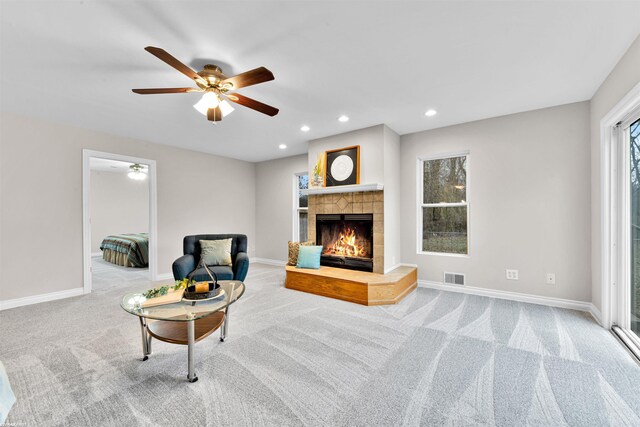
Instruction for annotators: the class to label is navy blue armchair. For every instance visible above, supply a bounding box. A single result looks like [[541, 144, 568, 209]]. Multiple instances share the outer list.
[[172, 234, 249, 282]]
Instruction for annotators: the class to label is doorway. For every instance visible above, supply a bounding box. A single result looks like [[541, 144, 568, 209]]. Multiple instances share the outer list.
[[82, 150, 158, 293]]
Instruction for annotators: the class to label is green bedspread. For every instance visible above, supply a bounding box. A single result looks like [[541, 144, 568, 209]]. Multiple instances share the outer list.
[[100, 233, 149, 267]]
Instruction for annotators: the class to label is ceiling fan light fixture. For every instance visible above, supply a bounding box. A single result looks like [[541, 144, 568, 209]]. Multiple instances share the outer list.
[[193, 92, 220, 116], [133, 47, 278, 123], [128, 163, 147, 181], [219, 99, 235, 117]]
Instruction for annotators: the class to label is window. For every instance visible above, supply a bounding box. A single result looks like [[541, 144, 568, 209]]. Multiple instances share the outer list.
[[418, 154, 468, 255], [294, 173, 309, 242]]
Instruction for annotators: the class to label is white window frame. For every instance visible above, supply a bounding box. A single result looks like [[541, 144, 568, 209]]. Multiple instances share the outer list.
[[292, 172, 309, 242], [416, 151, 470, 257]]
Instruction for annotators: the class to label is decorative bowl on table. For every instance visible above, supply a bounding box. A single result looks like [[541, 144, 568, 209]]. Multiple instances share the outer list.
[[183, 281, 224, 301], [182, 257, 224, 302]]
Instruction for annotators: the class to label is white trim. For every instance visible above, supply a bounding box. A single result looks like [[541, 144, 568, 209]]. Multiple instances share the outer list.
[[417, 152, 470, 257], [384, 263, 403, 274], [304, 183, 384, 195], [155, 273, 174, 281], [0, 288, 84, 311], [600, 80, 640, 329], [590, 304, 603, 326], [418, 280, 597, 319], [418, 251, 470, 258], [252, 257, 287, 266], [400, 263, 418, 268], [91, 252, 102, 257], [82, 150, 158, 295]]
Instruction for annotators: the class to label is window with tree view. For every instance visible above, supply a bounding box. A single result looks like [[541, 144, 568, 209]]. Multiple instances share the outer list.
[[296, 174, 309, 242], [420, 155, 468, 254]]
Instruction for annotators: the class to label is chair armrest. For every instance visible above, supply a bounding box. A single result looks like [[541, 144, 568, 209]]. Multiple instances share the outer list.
[[172, 254, 196, 281], [233, 252, 250, 282]]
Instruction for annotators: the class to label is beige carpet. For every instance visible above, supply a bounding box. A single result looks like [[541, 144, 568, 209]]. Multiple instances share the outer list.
[[1, 263, 639, 426]]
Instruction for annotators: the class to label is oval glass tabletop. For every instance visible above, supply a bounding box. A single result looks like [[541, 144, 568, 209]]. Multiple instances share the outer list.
[[121, 280, 245, 322]]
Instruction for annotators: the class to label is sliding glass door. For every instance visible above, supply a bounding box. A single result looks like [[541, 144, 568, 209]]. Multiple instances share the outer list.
[[629, 116, 640, 338]]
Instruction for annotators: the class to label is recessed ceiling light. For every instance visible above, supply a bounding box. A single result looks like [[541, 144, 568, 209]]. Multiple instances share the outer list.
[[338, 115, 349, 122], [279, 144, 287, 149], [300, 125, 310, 132], [425, 109, 438, 117]]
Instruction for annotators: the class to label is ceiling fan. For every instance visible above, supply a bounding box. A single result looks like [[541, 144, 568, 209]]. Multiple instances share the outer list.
[[132, 46, 279, 123]]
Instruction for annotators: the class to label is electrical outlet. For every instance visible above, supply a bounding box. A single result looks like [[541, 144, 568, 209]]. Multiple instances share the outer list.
[[546, 273, 556, 285], [506, 269, 519, 280]]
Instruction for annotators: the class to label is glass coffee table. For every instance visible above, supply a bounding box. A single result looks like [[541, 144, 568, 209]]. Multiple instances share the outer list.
[[121, 280, 245, 383]]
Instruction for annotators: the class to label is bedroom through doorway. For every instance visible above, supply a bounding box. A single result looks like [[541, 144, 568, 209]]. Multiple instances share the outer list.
[[82, 150, 158, 293]]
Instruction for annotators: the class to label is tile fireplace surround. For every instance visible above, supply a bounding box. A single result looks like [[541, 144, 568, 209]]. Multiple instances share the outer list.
[[308, 190, 384, 273]]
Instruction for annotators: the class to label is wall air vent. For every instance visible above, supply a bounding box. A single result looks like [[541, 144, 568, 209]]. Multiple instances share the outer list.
[[444, 272, 465, 286]]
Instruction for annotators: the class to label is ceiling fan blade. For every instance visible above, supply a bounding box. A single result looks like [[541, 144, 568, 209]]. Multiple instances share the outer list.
[[227, 93, 279, 117], [221, 67, 274, 90], [207, 107, 223, 122], [144, 46, 207, 86], [132, 88, 200, 94]]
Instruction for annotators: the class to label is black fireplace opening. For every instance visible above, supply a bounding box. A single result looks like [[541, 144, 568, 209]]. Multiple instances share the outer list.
[[316, 213, 373, 272]]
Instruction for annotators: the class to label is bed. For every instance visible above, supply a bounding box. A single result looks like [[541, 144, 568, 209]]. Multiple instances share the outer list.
[[100, 233, 149, 268]]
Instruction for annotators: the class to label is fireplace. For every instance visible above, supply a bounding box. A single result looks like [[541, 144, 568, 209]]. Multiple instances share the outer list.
[[316, 213, 374, 272]]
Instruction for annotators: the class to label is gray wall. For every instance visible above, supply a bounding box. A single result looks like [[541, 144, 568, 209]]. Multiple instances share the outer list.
[[400, 102, 591, 302], [383, 125, 402, 270], [0, 112, 256, 301], [590, 34, 640, 313], [90, 170, 149, 253], [255, 154, 308, 262]]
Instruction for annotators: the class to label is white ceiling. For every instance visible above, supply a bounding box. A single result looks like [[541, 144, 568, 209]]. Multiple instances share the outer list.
[[2, 1, 639, 162]]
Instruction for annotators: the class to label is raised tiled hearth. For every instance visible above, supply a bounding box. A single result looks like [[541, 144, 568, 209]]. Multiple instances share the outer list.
[[308, 190, 384, 273]]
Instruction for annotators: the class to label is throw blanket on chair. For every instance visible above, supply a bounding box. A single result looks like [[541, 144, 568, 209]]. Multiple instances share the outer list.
[[100, 233, 149, 267]]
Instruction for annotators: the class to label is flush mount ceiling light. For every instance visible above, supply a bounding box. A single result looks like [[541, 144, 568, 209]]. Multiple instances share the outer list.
[[300, 125, 310, 132], [279, 144, 287, 149], [128, 163, 147, 181], [132, 46, 278, 123], [425, 109, 438, 117], [338, 115, 349, 122]]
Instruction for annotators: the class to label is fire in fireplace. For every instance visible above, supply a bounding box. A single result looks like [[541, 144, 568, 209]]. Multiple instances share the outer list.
[[316, 214, 373, 272]]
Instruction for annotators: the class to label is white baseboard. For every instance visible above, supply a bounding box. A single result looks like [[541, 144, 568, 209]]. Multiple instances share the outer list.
[[589, 304, 603, 326], [0, 287, 84, 311], [91, 252, 102, 257], [384, 264, 401, 274], [252, 257, 287, 266], [418, 280, 596, 318], [155, 273, 174, 281]]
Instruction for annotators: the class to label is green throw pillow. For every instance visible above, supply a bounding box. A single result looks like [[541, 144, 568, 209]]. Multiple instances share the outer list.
[[296, 245, 323, 269], [200, 239, 232, 266]]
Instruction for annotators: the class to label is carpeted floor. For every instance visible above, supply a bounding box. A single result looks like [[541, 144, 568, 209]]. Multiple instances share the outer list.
[[1, 263, 640, 426], [91, 255, 149, 291]]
